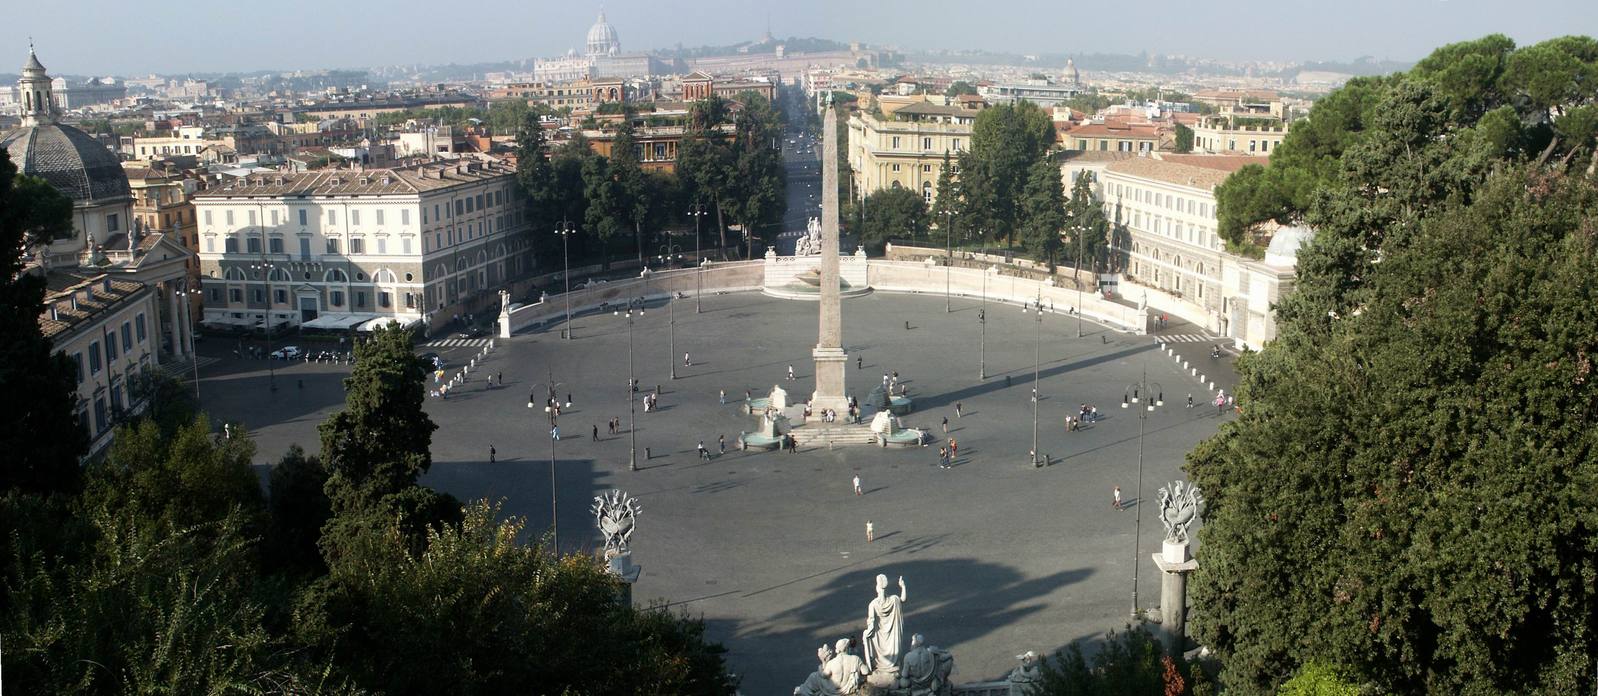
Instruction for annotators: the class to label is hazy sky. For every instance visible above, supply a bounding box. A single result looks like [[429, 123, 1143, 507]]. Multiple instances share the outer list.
[[4, 0, 1592, 75]]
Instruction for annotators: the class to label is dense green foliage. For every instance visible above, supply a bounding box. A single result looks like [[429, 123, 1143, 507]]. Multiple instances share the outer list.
[[1018, 159, 1066, 267], [1189, 34, 1598, 696], [1211, 34, 1598, 253], [958, 101, 1056, 246], [0, 151, 85, 495], [1174, 123, 1194, 153], [1064, 170, 1111, 275], [857, 186, 928, 252], [1033, 627, 1208, 696]]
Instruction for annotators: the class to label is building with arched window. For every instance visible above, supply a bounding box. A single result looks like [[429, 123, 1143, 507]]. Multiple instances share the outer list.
[[193, 156, 532, 333]]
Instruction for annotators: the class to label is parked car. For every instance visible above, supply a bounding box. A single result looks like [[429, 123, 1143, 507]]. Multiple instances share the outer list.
[[270, 346, 303, 360], [456, 326, 486, 339]]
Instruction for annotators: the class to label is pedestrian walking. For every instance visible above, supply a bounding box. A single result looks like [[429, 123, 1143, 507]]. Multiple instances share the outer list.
[[592, 424, 599, 441], [1187, 393, 1194, 409], [866, 521, 875, 542], [941, 416, 949, 434], [489, 446, 496, 463], [684, 352, 692, 367], [698, 440, 710, 461], [718, 434, 726, 454], [949, 438, 958, 460], [938, 447, 948, 468], [719, 389, 727, 405], [857, 355, 863, 370], [551, 425, 560, 440], [745, 389, 752, 402], [1113, 486, 1123, 510], [497, 372, 503, 386], [955, 402, 963, 418], [853, 475, 862, 496], [788, 364, 796, 381], [1215, 393, 1226, 416]]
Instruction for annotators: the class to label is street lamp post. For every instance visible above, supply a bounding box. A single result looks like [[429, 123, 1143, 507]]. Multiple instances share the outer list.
[[1122, 367, 1164, 621], [1075, 222, 1087, 338], [616, 299, 644, 470], [655, 250, 682, 379], [529, 370, 564, 551], [1025, 293, 1044, 466], [689, 204, 707, 313], [176, 284, 201, 401], [945, 210, 954, 313], [979, 266, 991, 380], [556, 221, 574, 340], [249, 261, 278, 391]]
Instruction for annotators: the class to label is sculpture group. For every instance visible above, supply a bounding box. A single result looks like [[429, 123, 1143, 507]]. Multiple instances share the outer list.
[[795, 216, 824, 256], [796, 575, 956, 695]]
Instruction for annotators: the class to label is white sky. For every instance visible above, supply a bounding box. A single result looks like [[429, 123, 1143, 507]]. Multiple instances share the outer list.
[[4, 0, 1592, 75]]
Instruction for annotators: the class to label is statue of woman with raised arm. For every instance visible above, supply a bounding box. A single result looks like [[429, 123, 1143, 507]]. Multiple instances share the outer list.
[[863, 574, 907, 674]]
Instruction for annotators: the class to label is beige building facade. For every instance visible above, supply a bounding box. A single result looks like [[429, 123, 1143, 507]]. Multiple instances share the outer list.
[[1099, 154, 1301, 349], [40, 273, 162, 455], [847, 103, 974, 205], [193, 158, 535, 334], [1190, 114, 1288, 155]]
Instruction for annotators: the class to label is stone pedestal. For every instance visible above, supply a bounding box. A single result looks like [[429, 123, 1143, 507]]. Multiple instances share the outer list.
[[607, 550, 641, 606], [1152, 542, 1198, 656], [811, 347, 850, 413]]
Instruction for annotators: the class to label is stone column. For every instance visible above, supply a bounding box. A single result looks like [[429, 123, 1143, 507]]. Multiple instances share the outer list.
[[1152, 541, 1198, 656], [811, 103, 849, 412], [168, 284, 187, 360]]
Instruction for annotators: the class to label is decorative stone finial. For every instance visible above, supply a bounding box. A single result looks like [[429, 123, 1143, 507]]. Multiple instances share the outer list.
[[1157, 480, 1204, 545]]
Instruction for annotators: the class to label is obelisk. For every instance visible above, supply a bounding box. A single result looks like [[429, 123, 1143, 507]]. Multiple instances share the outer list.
[[811, 100, 849, 413]]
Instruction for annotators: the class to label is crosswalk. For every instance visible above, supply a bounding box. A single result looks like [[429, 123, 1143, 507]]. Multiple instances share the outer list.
[[423, 338, 491, 349], [1157, 333, 1216, 343]]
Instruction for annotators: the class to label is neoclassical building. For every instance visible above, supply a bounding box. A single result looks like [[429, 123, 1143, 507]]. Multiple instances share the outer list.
[[192, 157, 534, 333], [4, 47, 194, 456]]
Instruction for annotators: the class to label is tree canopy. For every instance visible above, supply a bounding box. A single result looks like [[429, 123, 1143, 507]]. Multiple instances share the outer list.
[[1188, 34, 1598, 695]]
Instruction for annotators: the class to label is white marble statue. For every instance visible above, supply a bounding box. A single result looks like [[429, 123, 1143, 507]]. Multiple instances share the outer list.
[[591, 489, 641, 557], [900, 633, 955, 696], [864, 574, 908, 674], [1008, 651, 1043, 696], [1157, 480, 1205, 545], [796, 644, 841, 696], [824, 638, 870, 694]]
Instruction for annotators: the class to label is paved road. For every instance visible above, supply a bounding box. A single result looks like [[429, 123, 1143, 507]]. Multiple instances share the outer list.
[[197, 291, 1238, 692], [774, 128, 822, 256]]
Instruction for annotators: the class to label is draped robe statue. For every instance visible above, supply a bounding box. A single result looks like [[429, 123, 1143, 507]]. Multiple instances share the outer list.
[[863, 574, 907, 673]]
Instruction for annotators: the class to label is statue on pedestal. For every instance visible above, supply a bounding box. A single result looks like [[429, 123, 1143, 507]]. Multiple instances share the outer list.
[[1157, 480, 1204, 545], [900, 633, 954, 696], [796, 644, 842, 696], [1007, 651, 1043, 696], [591, 489, 641, 559], [824, 638, 870, 694], [864, 574, 908, 675]]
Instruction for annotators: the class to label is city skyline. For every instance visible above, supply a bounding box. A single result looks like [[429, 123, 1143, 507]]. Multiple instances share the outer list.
[[4, 0, 1590, 76]]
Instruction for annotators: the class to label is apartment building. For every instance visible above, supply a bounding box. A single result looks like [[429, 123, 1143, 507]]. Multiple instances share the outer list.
[[39, 272, 162, 456], [192, 158, 534, 333], [847, 102, 976, 204], [1099, 154, 1305, 349], [1189, 114, 1288, 155]]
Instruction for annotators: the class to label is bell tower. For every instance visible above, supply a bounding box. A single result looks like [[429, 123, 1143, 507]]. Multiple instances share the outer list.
[[19, 43, 56, 127]]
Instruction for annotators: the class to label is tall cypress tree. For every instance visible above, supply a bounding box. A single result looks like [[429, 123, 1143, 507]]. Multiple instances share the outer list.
[[0, 150, 86, 494]]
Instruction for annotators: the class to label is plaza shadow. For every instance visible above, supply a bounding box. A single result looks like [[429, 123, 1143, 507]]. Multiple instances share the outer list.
[[705, 557, 1094, 694], [422, 456, 607, 557], [914, 343, 1157, 412]]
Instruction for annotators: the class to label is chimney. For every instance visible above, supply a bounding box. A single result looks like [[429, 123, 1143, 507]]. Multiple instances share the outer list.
[[50, 304, 59, 321], [103, 278, 113, 293]]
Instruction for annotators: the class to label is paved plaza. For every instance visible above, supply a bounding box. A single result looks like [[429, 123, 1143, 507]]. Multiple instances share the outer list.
[[198, 291, 1234, 692]]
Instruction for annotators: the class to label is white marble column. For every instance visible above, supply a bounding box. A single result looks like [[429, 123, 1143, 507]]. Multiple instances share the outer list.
[[167, 284, 186, 360]]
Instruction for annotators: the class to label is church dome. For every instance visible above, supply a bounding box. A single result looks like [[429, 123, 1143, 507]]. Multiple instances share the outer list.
[[2, 123, 131, 203], [1264, 225, 1315, 268], [586, 11, 620, 56]]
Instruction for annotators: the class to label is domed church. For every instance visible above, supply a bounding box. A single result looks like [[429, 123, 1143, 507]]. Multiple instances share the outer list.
[[4, 46, 196, 450], [585, 11, 621, 57]]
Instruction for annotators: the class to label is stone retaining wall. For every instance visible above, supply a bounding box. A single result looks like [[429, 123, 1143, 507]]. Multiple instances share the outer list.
[[866, 261, 1146, 334], [499, 261, 764, 336]]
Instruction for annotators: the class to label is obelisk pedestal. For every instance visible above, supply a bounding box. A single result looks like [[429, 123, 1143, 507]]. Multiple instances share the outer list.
[[811, 99, 849, 413]]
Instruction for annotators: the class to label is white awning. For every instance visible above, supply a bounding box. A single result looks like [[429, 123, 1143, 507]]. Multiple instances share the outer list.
[[300, 313, 355, 330], [357, 314, 422, 332]]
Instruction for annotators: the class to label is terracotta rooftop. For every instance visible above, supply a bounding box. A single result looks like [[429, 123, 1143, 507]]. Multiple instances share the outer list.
[[38, 271, 149, 341], [1159, 154, 1270, 173], [194, 158, 517, 198], [1105, 155, 1261, 191], [1065, 122, 1163, 139]]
